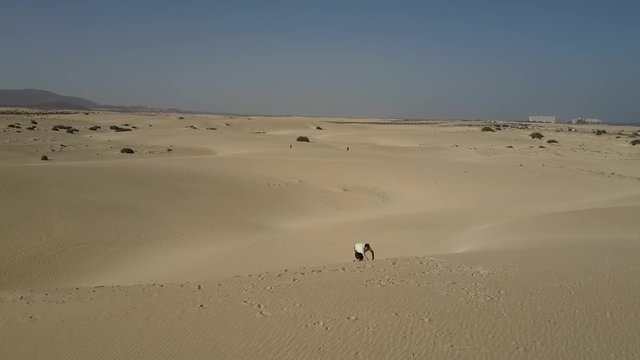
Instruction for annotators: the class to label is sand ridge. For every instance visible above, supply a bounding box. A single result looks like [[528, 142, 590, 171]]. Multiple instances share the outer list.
[[2, 251, 639, 359]]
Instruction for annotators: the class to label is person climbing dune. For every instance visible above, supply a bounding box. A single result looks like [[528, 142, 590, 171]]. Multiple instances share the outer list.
[[354, 242, 374, 261]]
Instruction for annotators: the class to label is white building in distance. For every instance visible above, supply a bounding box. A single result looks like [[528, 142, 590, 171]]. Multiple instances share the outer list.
[[529, 115, 557, 123], [571, 117, 602, 124]]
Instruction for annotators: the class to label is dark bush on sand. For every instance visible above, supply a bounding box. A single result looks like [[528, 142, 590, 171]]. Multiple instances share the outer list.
[[296, 136, 310, 142], [631, 139, 640, 146], [315, 126, 324, 130], [52, 125, 72, 131], [110, 125, 132, 132], [530, 132, 544, 139], [547, 139, 558, 144], [120, 148, 135, 154], [40, 155, 48, 161], [481, 126, 495, 132]]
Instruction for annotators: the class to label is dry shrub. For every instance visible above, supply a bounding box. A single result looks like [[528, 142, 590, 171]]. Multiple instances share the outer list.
[[530, 132, 544, 139]]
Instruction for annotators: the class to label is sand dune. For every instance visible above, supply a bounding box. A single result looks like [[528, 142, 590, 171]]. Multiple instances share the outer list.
[[2, 252, 639, 359], [1, 110, 639, 358]]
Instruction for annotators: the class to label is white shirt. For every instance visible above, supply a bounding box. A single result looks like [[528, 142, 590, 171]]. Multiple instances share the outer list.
[[354, 243, 366, 254]]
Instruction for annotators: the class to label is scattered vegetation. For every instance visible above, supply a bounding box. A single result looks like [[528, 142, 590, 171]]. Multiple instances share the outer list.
[[88, 125, 101, 131], [120, 148, 135, 154], [631, 139, 640, 146], [481, 126, 495, 132], [109, 125, 132, 132], [594, 129, 607, 136], [52, 124, 72, 131], [530, 132, 544, 139], [296, 136, 310, 142], [0, 110, 76, 116], [546, 139, 558, 144]]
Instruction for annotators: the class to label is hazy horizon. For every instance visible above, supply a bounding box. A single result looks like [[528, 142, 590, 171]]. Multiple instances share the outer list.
[[1, 0, 639, 123]]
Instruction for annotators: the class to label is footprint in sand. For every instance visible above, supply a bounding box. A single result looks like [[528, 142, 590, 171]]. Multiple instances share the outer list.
[[256, 304, 271, 317]]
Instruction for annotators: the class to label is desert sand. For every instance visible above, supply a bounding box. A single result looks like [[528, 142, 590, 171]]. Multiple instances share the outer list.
[[1, 109, 639, 359]]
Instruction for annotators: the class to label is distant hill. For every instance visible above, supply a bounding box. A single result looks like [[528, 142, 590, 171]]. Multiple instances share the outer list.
[[0, 89, 99, 109], [0, 89, 193, 113]]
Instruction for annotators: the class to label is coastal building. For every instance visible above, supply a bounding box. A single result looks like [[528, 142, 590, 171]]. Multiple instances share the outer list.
[[571, 117, 602, 124], [529, 115, 557, 123]]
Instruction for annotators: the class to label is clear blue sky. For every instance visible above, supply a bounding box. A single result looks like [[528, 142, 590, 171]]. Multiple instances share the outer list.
[[1, 0, 638, 122]]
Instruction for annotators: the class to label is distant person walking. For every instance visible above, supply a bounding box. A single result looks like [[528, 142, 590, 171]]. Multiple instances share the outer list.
[[354, 243, 374, 261]]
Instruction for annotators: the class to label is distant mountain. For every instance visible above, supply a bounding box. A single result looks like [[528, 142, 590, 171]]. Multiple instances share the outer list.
[[0, 89, 194, 113], [0, 89, 99, 109]]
